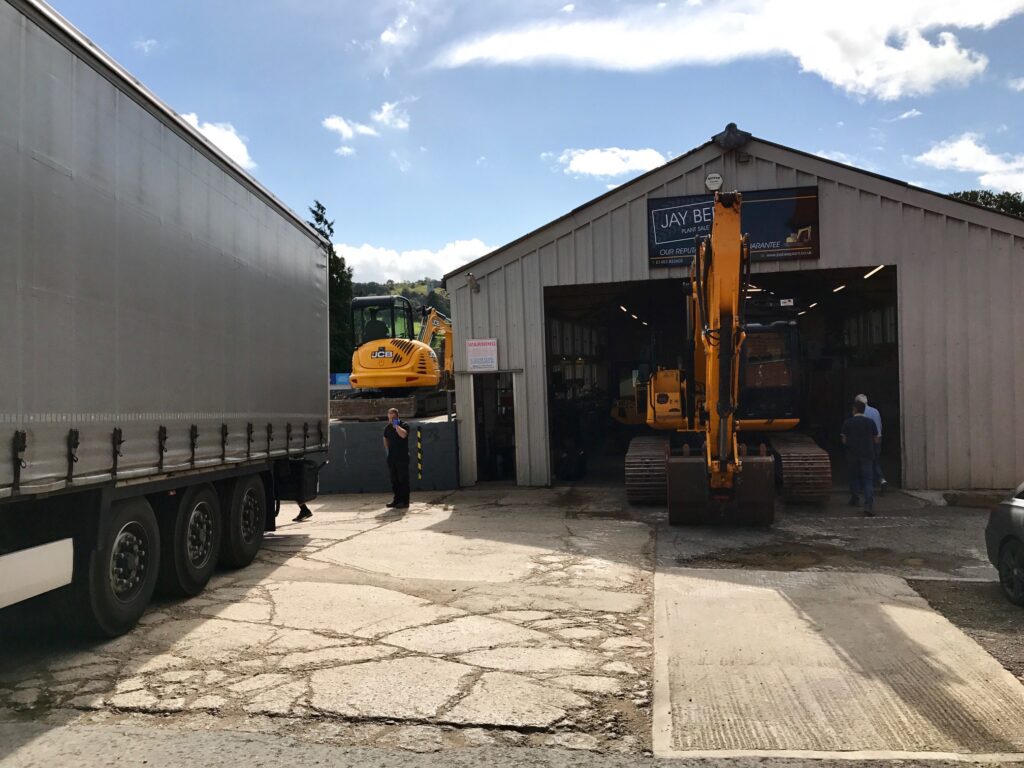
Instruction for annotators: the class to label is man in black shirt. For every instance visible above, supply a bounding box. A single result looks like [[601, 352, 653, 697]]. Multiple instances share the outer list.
[[383, 407, 410, 509], [841, 400, 881, 516]]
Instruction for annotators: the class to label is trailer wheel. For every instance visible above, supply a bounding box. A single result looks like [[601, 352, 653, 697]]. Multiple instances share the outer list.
[[156, 484, 222, 597], [220, 474, 266, 568], [68, 497, 161, 637]]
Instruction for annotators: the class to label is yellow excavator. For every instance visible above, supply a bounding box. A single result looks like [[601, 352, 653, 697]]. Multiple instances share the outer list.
[[623, 191, 830, 525], [340, 295, 454, 417]]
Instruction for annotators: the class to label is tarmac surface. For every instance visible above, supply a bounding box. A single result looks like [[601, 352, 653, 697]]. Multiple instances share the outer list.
[[1, 486, 1022, 766]]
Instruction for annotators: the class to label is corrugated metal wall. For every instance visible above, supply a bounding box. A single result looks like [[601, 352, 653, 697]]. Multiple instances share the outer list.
[[449, 139, 1024, 490]]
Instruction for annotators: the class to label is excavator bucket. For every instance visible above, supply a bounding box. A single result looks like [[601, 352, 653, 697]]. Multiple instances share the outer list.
[[666, 456, 710, 525], [735, 455, 776, 526]]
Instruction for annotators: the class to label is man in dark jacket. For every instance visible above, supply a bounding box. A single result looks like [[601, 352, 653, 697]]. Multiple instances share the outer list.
[[841, 400, 881, 516], [383, 407, 410, 509]]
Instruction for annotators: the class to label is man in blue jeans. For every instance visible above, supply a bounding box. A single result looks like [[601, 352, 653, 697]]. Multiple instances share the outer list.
[[855, 393, 887, 494], [842, 400, 881, 516]]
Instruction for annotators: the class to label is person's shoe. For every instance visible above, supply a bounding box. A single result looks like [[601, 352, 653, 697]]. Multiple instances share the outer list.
[[863, 506, 875, 517], [385, 501, 398, 508], [394, 503, 409, 509], [292, 507, 313, 522], [848, 495, 859, 506], [879, 480, 888, 495]]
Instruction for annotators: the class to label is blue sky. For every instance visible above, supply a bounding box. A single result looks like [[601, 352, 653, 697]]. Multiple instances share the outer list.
[[50, 0, 1024, 281]]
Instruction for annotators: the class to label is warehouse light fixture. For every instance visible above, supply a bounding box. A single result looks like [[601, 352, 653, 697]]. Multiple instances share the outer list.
[[746, 286, 763, 293], [808, 302, 818, 308], [832, 284, 846, 293], [864, 265, 884, 279], [641, 321, 648, 326], [797, 311, 806, 316], [619, 305, 628, 312], [631, 314, 638, 320]]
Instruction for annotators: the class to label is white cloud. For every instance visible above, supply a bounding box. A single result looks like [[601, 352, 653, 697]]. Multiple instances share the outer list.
[[371, 100, 413, 130], [476, 156, 487, 165], [435, 1, 1024, 100], [915, 132, 1024, 192], [890, 108, 923, 120], [337, 238, 497, 282], [335, 146, 356, 157], [815, 149, 857, 165], [322, 115, 378, 141], [1009, 77, 1024, 91], [180, 112, 256, 170], [562, 4, 575, 12], [814, 149, 876, 171], [390, 150, 412, 173], [381, 13, 410, 46], [133, 38, 158, 55], [551, 147, 666, 177]]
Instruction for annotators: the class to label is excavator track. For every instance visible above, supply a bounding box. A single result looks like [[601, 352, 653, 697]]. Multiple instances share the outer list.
[[770, 432, 832, 502], [624, 436, 670, 505]]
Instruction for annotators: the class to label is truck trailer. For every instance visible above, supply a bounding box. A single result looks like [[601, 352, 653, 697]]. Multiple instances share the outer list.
[[0, 0, 328, 635]]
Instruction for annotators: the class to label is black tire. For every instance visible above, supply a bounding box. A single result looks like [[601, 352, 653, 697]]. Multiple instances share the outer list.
[[997, 538, 1024, 607], [67, 497, 161, 638], [219, 474, 267, 569], [156, 484, 222, 597]]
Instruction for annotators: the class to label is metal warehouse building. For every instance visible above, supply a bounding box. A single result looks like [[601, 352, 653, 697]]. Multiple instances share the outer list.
[[444, 124, 1024, 492]]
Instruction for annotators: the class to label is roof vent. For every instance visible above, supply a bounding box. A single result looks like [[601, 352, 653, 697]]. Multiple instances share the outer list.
[[712, 123, 752, 151]]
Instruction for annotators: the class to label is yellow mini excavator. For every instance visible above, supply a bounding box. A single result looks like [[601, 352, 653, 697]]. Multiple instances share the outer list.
[[623, 191, 830, 525], [338, 295, 454, 418]]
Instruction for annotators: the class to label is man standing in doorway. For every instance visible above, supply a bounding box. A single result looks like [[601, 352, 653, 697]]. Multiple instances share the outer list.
[[842, 399, 881, 516], [855, 393, 888, 494], [383, 407, 410, 509]]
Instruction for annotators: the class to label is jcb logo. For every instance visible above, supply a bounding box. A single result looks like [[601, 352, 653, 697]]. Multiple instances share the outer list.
[[371, 347, 394, 359]]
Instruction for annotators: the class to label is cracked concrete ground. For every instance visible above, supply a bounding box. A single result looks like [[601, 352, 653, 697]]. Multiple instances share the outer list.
[[0, 488, 654, 758], [2, 486, 1024, 766]]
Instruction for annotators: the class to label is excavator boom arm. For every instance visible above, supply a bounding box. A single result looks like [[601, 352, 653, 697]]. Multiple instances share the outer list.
[[691, 192, 750, 489], [418, 307, 455, 381]]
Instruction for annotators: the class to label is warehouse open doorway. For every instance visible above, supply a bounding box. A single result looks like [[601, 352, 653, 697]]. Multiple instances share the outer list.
[[473, 372, 516, 482], [753, 264, 902, 486], [544, 279, 690, 486]]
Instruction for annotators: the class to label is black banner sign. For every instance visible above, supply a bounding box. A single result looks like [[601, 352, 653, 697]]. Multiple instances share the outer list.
[[648, 186, 819, 268]]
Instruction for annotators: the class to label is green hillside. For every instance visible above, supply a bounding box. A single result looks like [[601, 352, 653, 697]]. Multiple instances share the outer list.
[[352, 278, 451, 317]]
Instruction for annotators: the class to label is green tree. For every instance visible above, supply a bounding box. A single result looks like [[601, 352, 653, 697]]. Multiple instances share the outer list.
[[949, 190, 1024, 219], [308, 200, 354, 372]]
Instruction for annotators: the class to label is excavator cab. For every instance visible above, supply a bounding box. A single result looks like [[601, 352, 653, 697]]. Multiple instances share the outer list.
[[353, 295, 416, 345], [738, 322, 800, 422]]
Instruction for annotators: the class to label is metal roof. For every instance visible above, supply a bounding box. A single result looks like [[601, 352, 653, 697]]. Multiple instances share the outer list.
[[443, 123, 1024, 284]]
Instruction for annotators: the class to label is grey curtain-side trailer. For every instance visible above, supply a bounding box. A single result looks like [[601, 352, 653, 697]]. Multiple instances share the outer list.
[[0, 0, 329, 635]]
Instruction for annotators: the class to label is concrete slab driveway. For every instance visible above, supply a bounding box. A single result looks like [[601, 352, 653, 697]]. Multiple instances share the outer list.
[[3, 486, 1024, 766], [0, 489, 655, 754], [655, 494, 1024, 763]]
